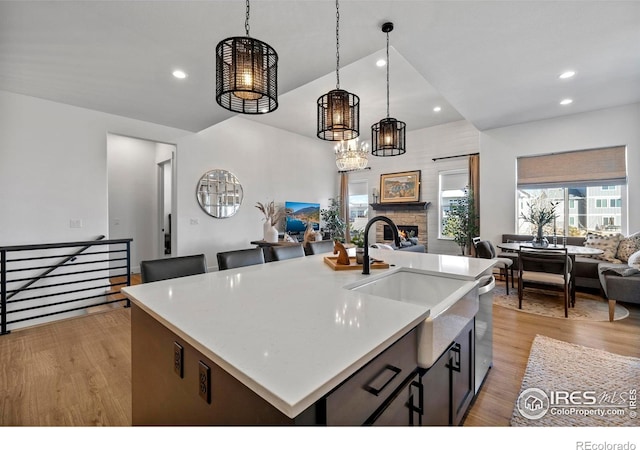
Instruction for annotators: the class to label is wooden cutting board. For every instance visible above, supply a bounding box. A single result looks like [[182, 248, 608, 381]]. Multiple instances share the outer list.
[[323, 256, 390, 271]]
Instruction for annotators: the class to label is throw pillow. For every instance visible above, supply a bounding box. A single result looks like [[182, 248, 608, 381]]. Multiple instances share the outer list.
[[628, 249, 640, 270], [371, 243, 395, 251], [616, 231, 640, 262], [584, 233, 623, 263]]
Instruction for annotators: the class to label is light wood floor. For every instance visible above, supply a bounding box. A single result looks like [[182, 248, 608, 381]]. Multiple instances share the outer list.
[[0, 279, 638, 426]]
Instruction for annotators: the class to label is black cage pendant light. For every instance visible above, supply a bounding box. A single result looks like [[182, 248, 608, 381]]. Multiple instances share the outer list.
[[317, 0, 360, 141], [216, 0, 278, 114], [371, 22, 406, 156]]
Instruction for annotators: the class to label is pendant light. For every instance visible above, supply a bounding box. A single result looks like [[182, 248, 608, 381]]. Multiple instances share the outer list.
[[317, 0, 360, 141], [216, 0, 278, 114], [371, 22, 406, 156]]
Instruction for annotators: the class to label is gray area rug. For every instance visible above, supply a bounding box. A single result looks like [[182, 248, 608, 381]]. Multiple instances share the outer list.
[[511, 335, 639, 426]]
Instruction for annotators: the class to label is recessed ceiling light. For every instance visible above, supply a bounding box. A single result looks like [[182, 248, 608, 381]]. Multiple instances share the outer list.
[[560, 98, 573, 105], [172, 70, 187, 79], [433, 106, 442, 112], [376, 59, 386, 67], [559, 71, 575, 79]]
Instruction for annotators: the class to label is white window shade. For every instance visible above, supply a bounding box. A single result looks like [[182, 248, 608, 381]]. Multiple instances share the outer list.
[[349, 180, 368, 196], [440, 171, 469, 191], [517, 146, 627, 188]]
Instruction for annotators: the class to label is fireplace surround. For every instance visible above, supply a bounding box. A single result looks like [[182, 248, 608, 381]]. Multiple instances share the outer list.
[[371, 202, 430, 251]]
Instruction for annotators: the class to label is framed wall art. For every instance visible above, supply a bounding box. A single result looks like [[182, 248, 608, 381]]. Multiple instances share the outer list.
[[380, 170, 421, 203]]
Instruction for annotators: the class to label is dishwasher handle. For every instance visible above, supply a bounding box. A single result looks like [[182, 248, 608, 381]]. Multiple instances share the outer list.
[[477, 275, 496, 295]]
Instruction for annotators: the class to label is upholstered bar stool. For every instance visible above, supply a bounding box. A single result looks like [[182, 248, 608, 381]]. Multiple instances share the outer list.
[[140, 254, 207, 283], [474, 239, 514, 295], [272, 244, 305, 261], [305, 240, 335, 255], [217, 248, 265, 271]]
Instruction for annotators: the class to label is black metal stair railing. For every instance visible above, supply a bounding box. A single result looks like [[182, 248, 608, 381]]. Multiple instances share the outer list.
[[0, 237, 132, 335]]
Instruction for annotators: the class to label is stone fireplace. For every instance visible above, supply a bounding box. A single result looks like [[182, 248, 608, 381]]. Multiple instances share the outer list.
[[371, 202, 430, 251]]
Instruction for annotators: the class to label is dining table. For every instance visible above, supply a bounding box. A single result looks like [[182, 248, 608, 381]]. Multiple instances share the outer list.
[[495, 242, 604, 306]]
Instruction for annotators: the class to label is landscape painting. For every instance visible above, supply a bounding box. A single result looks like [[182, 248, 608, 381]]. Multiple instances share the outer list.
[[380, 170, 421, 203], [285, 201, 321, 233]]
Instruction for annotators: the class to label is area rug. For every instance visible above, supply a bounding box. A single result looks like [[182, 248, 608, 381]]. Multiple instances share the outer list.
[[511, 335, 639, 426], [492, 283, 629, 321]]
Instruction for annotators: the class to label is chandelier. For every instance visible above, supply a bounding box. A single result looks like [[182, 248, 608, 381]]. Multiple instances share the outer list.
[[216, 0, 278, 114], [371, 22, 406, 156], [317, 0, 360, 141], [335, 138, 369, 171]]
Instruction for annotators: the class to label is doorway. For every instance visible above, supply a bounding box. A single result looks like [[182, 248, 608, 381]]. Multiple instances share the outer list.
[[158, 158, 173, 257], [107, 134, 176, 273]]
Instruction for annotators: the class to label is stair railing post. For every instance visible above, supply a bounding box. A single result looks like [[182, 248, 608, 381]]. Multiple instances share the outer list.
[[1, 250, 8, 335], [125, 240, 131, 308]]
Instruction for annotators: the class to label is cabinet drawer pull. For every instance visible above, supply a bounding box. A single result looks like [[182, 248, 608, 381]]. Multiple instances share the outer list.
[[409, 379, 424, 425], [446, 343, 462, 373], [364, 364, 401, 396]]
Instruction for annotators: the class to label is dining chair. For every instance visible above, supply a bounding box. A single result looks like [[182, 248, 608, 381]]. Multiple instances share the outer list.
[[140, 254, 207, 283], [517, 246, 572, 318], [305, 240, 335, 255], [473, 239, 514, 295], [271, 244, 305, 261], [217, 248, 265, 271]]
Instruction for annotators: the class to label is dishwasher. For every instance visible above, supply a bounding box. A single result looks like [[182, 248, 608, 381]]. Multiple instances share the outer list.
[[475, 274, 495, 394]]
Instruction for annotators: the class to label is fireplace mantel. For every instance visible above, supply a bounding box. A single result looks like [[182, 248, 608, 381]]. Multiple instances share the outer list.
[[370, 202, 431, 211]]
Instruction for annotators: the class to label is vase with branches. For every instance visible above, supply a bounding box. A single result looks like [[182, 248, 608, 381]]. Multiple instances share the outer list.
[[520, 196, 558, 245], [256, 201, 286, 243]]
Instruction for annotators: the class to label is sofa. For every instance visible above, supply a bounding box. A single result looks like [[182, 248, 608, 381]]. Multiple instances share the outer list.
[[501, 233, 640, 306]]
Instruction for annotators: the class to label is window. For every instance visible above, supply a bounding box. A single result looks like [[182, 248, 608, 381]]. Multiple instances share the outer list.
[[516, 146, 627, 236], [518, 186, 626, 236], [439, 169, 469, 239], [348, 180, 368, 233]]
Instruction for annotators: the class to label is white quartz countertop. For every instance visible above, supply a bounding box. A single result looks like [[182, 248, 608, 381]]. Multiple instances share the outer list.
[[122, 249, 494, 418]]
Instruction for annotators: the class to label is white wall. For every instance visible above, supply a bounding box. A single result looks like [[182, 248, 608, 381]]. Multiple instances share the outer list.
[[350, 120, 480, 255], [480, 103, 640, 245], [0, 90, 188, 247], [175, 116, 338, 269]]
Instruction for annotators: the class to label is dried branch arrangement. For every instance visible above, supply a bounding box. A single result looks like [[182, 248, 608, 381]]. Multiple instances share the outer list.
[[255, 201, 286, 226]]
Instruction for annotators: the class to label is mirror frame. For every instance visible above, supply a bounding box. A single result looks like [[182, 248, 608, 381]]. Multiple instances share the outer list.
[[196, 169, 243, 218]]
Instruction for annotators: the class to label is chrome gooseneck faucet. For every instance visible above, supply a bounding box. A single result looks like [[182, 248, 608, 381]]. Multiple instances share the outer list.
[[362, 215, 401, 275]]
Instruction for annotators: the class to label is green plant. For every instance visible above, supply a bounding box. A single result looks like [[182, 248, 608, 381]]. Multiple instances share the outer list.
[[350, 225, 365, 248], [320, 197, 346, 242], [442, 186, 479, 255]]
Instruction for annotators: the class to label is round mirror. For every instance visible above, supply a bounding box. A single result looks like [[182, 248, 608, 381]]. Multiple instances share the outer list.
[[196, 169, 243, 218]]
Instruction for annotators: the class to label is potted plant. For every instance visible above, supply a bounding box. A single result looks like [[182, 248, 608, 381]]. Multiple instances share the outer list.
[[520, 196, 558, 246], [442, 186, 479, 256], [350, 225, 366, 263], [320, 197, 346, 242]]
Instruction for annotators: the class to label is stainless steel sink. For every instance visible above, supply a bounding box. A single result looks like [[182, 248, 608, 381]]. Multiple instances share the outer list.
[[345, 269, 479, 368]]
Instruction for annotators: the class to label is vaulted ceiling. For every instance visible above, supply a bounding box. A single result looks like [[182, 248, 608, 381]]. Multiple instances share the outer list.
[[1, 1, 639, 138]]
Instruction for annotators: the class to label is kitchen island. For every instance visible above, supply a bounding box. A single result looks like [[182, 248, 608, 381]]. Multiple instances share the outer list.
[[122, 249, 495, 425]]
